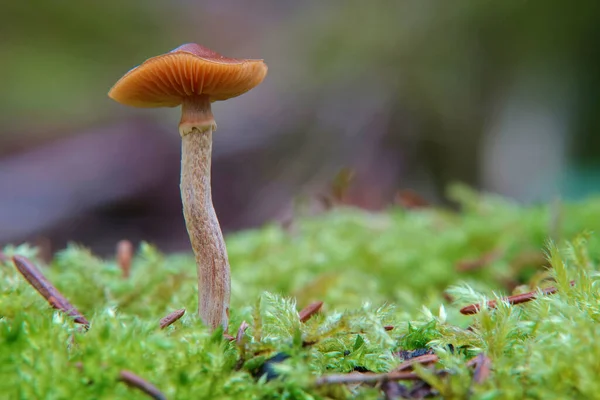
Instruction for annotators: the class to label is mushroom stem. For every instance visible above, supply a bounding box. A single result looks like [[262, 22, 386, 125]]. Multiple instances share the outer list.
[[179, 95, 230, 331]]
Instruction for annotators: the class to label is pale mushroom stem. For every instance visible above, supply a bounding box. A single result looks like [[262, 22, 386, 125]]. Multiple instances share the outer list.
[[179, 95, 230, 331]]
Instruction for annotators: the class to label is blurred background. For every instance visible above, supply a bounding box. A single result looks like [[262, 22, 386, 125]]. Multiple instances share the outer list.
[[2, 1, 600, 256]]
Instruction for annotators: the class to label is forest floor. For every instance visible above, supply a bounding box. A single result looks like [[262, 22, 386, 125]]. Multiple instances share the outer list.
[[3, 185, 600, 399]]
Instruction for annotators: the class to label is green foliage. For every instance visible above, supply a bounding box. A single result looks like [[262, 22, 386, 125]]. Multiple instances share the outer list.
[[3, 187, 600, 398]]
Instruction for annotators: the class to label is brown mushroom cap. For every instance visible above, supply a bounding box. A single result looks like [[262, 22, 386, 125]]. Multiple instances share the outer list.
[[108, 43, 268, 108]]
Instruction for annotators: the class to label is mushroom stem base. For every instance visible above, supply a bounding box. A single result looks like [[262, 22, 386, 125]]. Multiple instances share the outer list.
[[180, 128, 230, 331]]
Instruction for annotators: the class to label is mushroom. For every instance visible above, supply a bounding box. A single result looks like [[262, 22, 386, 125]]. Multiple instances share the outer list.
[[108, 43, 267, 330]]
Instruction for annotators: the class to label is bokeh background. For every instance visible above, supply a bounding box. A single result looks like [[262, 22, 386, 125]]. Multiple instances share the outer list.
[[2, 1, 600, 256]]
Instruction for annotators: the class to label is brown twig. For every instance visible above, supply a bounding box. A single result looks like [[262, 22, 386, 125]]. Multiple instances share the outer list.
[[233, 321, 251, 370], [468, 353, 491, 384], [159, 308, 185, 329], [460, 281, 574, 315], [236, 320, 249, 346], [394, 354, 439, 372], [315, 371, 421, 386], [384, 325, 394, 331], [118, 370, 167, 400], [299, 301, 323, 322], [12, 255, 89, 327], [116, 240, 134, 279]]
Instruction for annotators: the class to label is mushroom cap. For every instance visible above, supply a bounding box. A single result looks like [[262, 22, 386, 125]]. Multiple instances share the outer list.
[[108, 43, 268, 108]]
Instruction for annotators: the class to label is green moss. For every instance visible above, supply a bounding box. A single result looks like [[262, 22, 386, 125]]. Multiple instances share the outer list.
[[3, 185, 600, 398]]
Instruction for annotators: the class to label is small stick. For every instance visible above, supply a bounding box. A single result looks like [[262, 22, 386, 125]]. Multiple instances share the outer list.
[[119, 370, 167, 400], [315, 371, 421, 386], [460, 281, 574, 315], [116, 240, 134, 279], [299, 301, 323, 322], [469, 353, 491, 384], [159, 309, 185, 329], [394, 354, 439, 372], [234, 321, 250, 370], [12, 255, 89, 327], [236, 320, 249, 346], [384, 325, 394, 331], [466, 354, 480, 367]]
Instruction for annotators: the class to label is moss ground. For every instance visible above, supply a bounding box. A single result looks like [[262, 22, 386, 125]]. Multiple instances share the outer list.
[[3, 186, 600, 399]]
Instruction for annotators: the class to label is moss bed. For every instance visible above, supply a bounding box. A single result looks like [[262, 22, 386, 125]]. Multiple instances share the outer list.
[[3, 185, 600, 399]]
